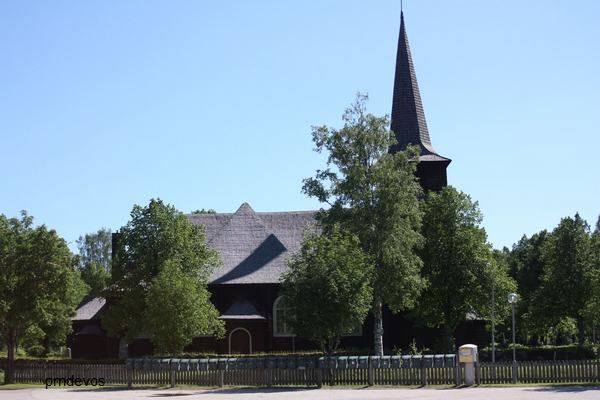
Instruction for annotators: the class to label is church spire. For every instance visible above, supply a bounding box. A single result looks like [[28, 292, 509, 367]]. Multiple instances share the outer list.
[[390, 10, 450, 191], [391, 11, 445, 157]]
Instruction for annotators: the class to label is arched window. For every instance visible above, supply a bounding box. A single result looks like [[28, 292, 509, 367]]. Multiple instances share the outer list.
[[273, 296, 293, 337]]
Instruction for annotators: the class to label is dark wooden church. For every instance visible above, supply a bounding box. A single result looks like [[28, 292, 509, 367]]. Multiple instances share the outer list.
[[70, 11, 486, 358]]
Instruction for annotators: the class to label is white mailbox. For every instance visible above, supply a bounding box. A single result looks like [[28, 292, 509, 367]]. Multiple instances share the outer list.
[[458, 344, 478, 386], [458, 344, 478, 363]]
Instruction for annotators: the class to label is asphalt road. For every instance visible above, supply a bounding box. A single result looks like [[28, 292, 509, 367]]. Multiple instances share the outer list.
[[1, 387, 599, 400]]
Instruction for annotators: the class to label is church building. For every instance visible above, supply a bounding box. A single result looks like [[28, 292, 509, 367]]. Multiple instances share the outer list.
[[70, 11, 485, 358]]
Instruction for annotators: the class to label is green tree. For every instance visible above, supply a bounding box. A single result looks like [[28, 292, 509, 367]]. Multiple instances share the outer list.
[[0, 212, 85, 384], [191, 208, 217, 214], [302, 94, 424, 355], [507, 231, 549, 341], [77, 228, 111, 270], [145, 260, 223, 354], [417, 187, 515, 351], [531, 214, 594, 344], [79, 261, 110, 296], [76, 228, 112, 295], [102, 199, 223, 351], [282, 226, 373, 353], [582, 221, 600, 340]]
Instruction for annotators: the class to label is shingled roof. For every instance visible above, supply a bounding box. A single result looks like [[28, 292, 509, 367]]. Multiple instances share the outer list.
[[390, 11, 450, 164], [72, 295, 107, 321], [188, 203, 316, 285]]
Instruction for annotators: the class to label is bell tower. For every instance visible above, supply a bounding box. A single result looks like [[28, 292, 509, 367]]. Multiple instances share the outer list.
[[390, 11, 451, 192]]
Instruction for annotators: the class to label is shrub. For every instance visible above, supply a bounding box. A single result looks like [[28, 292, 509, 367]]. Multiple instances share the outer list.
[[25, 345, 46, 358], [479, 344, 597, 361]]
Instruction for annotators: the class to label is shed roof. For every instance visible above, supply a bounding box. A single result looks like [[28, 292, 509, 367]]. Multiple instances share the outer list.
[[72, 296, 107, 321]]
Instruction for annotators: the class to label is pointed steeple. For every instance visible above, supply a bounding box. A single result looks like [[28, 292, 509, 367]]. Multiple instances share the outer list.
[[390, 11, 450, 191], [391, 11, 447, 158]]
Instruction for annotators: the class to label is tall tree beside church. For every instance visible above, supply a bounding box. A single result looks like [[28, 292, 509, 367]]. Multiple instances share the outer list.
[[507, 231, 549, 338], [76, 228, 112, 295], [530, 214, 594, 344], [582, 218, 600, 337], [102, 199, 224, 351], [282, 226, 373, 354], [303, 94, 425, 356], [0, 212, 85, 384], [417, 187, 516, 351], [145, 260, 223, 354]]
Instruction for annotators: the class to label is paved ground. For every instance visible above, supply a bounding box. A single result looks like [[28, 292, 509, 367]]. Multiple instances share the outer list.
[[1, 387, 599, 400]]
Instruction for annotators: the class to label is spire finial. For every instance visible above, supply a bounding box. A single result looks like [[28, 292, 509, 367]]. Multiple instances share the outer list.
[[401, 0, 403, 13]]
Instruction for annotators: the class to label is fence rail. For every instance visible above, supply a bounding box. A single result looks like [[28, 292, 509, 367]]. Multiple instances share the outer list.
[[479, 360, 599, 385], [1, 356, 598, 387]]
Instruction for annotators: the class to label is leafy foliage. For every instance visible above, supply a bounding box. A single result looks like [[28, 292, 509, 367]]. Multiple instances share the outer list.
[[76, 228, 112, 295], [582, 230, 600, 328], [507, 231, 550, 340], [191, 208, 217, 214], [528, 214, 595, 344], [302, 94, 424, 355], [505, 214, 600, 345], [145, 260, 224, 354], [79, 261, 110, 296], [282, 226, 373, 353], [103, 199, 223, 352], [76, 228, 111, 270], [417, 187, 515, 351], [0, 212, 85, 383]]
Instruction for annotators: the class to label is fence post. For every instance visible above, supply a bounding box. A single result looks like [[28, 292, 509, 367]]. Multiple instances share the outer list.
[[127, 360, 132, 388], [420, 360, 427, 386], [317, 367, 323, 388], [170, 360, 176, 388], [218, 361, 225, 389], [367, 357, 374, 386], [475, 362, 480, 385], [454, 353, 461, 386]]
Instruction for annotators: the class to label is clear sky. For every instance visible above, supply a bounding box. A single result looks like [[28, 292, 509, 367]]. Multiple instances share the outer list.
[[1, 0, 598, 252]]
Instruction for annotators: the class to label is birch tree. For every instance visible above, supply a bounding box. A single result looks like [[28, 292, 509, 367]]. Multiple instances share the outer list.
[[302, 94, 424, 355]]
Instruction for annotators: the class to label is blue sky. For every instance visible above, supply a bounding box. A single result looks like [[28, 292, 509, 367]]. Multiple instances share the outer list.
[[1, 0, 598, 252]]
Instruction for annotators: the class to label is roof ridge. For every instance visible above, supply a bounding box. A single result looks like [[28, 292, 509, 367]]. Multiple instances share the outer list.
[[208, 202, 272, 246]]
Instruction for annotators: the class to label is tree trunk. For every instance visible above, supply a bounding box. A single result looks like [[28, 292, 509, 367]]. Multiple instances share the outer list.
[[5, 328, 16, 384], [443, 324, 455, 353], [43, 336, 50, 356], [373, 297, 384, 356], [576, 317, 585, 346]]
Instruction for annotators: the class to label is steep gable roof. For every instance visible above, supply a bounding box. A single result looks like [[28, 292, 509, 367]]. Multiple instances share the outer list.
[[188, 203, 315, 284], [72, 296, 107, 321]]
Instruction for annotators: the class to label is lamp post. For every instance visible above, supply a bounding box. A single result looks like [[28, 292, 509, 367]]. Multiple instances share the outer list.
[[507, 292, 518, 383], [490, 263, 495, 363]]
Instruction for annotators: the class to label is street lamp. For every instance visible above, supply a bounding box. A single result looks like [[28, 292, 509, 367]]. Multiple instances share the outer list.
[[490, 263, 495, 363], [508, 292, 518, 383]]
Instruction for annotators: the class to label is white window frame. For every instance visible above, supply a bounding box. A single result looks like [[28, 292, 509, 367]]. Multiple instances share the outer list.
[[272, 296, 294, 337]]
